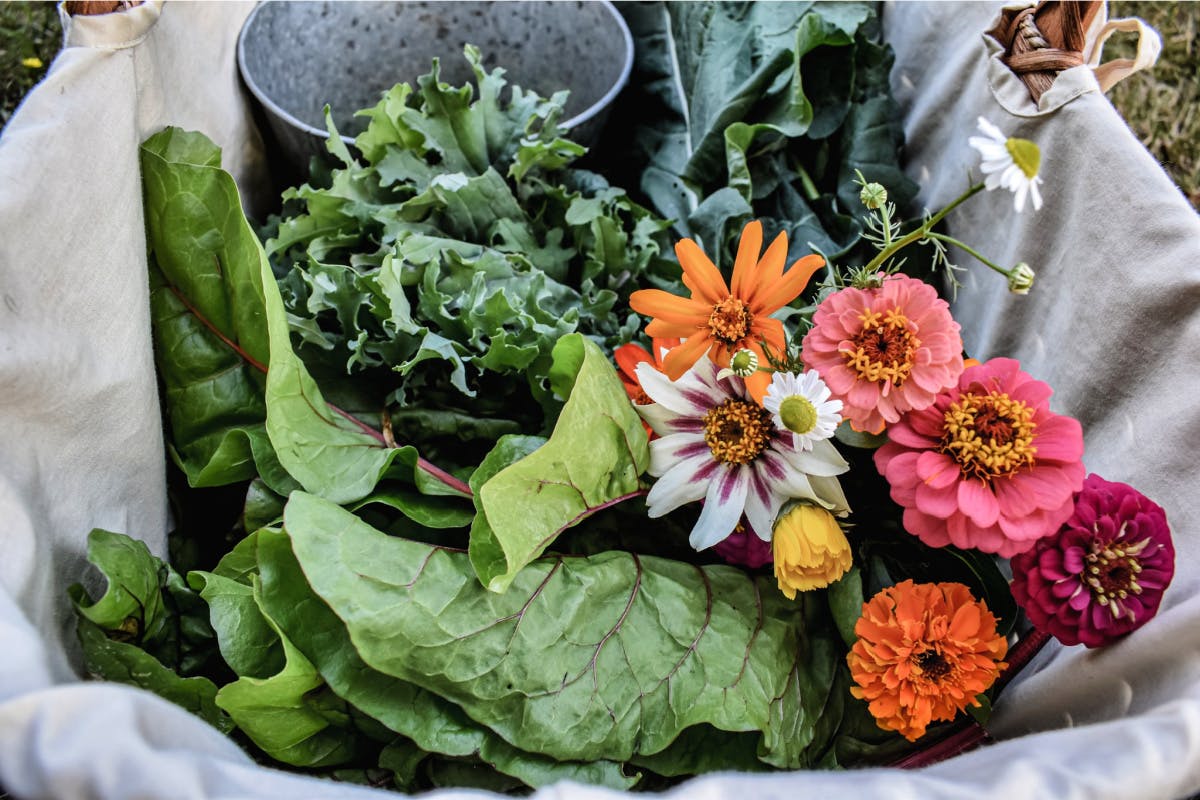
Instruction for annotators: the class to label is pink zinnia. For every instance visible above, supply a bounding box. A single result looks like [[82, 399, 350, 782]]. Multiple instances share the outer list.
[[1010, 474, 1174, 648], [801, 275, 964, 434], [874, 358, 1085, 557]]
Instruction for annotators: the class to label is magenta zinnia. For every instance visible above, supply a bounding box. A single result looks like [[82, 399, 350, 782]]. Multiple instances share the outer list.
[[874, 357, 1085, 557], [801, 275, 964, 434], [1010, 474, 1174, 648]]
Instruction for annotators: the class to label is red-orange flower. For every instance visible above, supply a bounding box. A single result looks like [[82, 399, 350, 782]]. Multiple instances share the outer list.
[[629, 220, 824, 401], [847, 580, 1008, 742], [614, 337, 679, 437]]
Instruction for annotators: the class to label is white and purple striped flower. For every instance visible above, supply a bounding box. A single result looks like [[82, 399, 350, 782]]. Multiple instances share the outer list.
[[635, 356, 850, 551]]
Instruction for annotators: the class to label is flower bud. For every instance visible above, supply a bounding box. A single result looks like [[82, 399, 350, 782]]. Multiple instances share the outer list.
[[1007, 262, 1035, 295], [728, 348, 759, 377], [860, 182, 888, 210], [772, 504, 853, 598]]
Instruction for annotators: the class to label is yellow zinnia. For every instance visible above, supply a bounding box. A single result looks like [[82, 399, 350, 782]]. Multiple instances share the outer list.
[[773, 504, 852, 598]]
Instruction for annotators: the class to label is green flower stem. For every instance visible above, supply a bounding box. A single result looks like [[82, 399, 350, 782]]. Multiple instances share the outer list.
[[862, 182, 985, 273], [925, 232, 1011, 279], [878, 200, 895, 248]]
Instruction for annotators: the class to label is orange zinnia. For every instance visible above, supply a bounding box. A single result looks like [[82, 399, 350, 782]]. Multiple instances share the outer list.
[[629, 220, 824, 401], [614, 337, 679, 438], [847, 580, 1008, 742]]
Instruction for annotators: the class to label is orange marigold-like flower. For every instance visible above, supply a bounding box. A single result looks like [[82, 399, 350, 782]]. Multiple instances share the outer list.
[[847, 580, 1008, 742], [629, 220, 824, 401]]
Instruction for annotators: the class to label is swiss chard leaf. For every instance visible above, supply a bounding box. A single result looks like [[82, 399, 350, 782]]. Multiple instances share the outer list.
[[254, 528, 636, 790], [215, 582, 366, 768], [141, 130, 279, 489], [471, 334, 649, 592], [75, 618, 233, 734], [282, 491, 834, 767]]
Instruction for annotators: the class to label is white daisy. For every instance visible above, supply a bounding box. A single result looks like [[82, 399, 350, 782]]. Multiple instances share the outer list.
[[635, 356, 850, 551], [968, 117, 1044, 213], [762, 370, 842, 452]]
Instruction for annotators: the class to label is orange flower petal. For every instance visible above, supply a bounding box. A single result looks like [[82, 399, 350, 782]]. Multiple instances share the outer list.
[[646, 319, 701, 339], [729, 220, 763, 301], [746, 230, 788, 307], [752, 254, 825, 314], [744, 368, 771, 403], [629, 289, 710, 325], [675, 238, 729, 305], [614, 343, 654, 382], [661, 333, 713, 380], [750, 318, 787, 362]]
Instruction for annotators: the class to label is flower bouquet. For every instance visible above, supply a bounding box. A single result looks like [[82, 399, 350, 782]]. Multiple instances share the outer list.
[[66, 3, 1176, 793]]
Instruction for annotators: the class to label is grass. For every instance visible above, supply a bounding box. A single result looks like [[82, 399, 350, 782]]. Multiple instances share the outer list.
[[0, 1, 60, 127], [1107, 2, 1200, 209]]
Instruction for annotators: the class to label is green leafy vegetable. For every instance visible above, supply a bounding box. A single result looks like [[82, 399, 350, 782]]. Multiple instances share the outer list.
[[470, 334, 650, 592], [255, 528, 636, 790], [613, 1, 916, 267], [141, 129, 286, 491], [268, 46, 670, 464], [76, 619, 233, 734], [281, 491, 835, 767]]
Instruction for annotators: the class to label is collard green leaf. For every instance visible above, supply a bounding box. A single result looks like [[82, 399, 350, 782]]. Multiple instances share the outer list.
[[282, 492, 830, 767], [472, 335, 649, 592], [76, 618, 233, 734], [255, 528, 636, 790], [620, 1, 910, 269], [351, 485, 474, 530], [468, 435, 548, 595]]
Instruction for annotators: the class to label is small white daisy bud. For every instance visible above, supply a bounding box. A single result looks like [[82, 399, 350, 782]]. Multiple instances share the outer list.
[[729, 349, 759, 377], [860, 182, 888, 210], [1007, 262, 1035, 295]]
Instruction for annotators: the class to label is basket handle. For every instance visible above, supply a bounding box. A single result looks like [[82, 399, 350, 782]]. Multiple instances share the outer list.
[[990, 1, 1160, 103]]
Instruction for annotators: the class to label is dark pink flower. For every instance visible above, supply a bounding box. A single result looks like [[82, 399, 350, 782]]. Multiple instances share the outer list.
[[874, 358, 1085, 557], [1010, 474, 1174, 648], [714, 518, 774, 568]]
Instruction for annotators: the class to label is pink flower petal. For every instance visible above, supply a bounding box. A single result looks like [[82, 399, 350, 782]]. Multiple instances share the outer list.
[[958, 479, 1000, 527]]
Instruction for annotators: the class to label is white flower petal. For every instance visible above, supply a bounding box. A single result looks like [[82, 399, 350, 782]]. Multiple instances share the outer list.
[[976, 116, 1007, 142], [645, 452, 717, 516], [638, 402, 703, 438], [647, 432, 709, 476], [809, 474, 851, 516], [636, 362, 716, 416], [742, 469, 779, 541], [690, 467, 750, 549], [1030, 178, 1043, 211]]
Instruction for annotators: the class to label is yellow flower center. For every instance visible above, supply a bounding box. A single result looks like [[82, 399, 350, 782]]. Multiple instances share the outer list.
[[703, 399, 772, 465], [1005, 137, 1041, 179], [844, 308, 919, 386], [707, 297, 752, 345], [779, 395, 818, 435], [940, 391, 1037, 481], [1086, 539, 1148, 618]]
